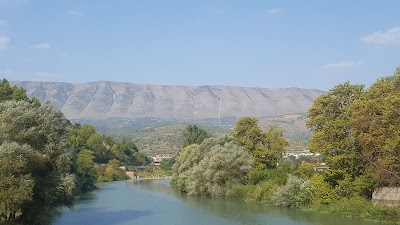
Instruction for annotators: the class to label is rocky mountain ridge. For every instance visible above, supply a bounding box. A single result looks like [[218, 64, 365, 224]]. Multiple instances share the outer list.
[[12, 81, 324, 121]]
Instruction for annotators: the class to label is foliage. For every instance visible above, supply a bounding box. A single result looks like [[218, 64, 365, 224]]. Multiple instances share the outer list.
[[182, 124, 211, 148], [307, 82, 365, 180], [0, 142, 35, 222], [249, 181, 279, 203], [292, 163, 315, 179], [76, 149, 97, 192], [160, 157, 175, 172], [271, 175, 314, 208], [0, 79, 30, 103], [246, 168, 289, 186], [233, 117, 288, 169], [226, 181, 279, 204], [226, 184, 256, 200], [307, 67, 400, 195], [172, 136, 252, 196], [171, 144, 196, 192], [350, 68, 400, 186], [309, 174, 337, 204], [305, 197, 400, 224], [95, 159, 129, 182], [68, 124, 150, 167], [186, 142, 252, 196], [68, 124, 143, 188], [0, 100, 74, 224]]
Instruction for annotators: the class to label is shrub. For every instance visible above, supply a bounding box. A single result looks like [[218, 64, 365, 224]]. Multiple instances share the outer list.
[[271, 175, 314, 208], [247, 181, 278, 204], [309, 174, 337, 204], [246, 168, 289, 186], [172, 136, 252, 197], [226, 184, 255, 200]]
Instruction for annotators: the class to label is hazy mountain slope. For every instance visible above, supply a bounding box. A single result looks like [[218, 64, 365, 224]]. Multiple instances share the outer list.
[[13, 81, 324, 121]]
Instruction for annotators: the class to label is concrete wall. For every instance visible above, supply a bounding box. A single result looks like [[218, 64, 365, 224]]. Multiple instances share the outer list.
[[372, 187, 400, 205]]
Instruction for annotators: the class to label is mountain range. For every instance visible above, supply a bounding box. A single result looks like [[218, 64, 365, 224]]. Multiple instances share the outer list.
[[12, 81, 324, 121]]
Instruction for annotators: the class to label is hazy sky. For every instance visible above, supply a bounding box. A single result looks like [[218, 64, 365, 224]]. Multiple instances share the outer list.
[[0, 0, 399, 90]]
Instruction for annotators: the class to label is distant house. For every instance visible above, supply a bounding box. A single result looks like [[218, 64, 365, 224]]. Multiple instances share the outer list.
[[313, 165, 329, 172], [151, 154, 172, 166]]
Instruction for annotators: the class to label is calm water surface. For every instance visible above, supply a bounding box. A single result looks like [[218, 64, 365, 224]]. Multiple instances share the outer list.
[[53, 179, 386, 225]]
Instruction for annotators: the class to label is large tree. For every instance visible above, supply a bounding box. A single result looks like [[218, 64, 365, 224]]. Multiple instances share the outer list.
[[172, 136, 252, 196], [0, 100, 74, 224], [350, 68, 400, 186], [233, 117, 288, 169], [76, 149, 97, 192], [306, 82, 365, 183], [182, 124, 211, 148]]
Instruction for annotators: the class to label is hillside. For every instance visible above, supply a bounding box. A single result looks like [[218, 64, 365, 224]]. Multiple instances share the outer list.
[[13, 81, 323, 120]]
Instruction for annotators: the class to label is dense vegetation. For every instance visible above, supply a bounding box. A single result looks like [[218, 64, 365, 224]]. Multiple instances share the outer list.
[[0, 79, 150, 224], [171, 68, 400, 224]]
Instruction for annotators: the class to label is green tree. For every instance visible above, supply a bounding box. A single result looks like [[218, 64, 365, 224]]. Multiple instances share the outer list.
[[233, 117, 288, 169], [187, 142, 252, 196], [0, 79, 29, 102], [76, 149, 97, 192], [96, 159, 129, 182], [0, 100, 74, 224], [271, 175, 314, 208], [182, 124, 211, 148], [67, 124, 91, 152], [306, 82, 365, 183], [112, 140, 149, 166], [87, 133, 112, 163], [172, 136, 252, 196], [0, 142, 35, 222], [350, 68, 400, 186], [160, 157, 176, 172]]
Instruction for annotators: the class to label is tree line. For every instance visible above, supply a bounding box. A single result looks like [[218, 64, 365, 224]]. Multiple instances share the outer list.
[[0, 79, 150, 224]]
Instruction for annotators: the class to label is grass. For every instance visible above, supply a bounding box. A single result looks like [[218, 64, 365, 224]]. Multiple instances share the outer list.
[[304, 197, 400, 224]]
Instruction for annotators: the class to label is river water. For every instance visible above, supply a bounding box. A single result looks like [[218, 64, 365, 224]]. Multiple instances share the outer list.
[[53, 179, 386, 225]]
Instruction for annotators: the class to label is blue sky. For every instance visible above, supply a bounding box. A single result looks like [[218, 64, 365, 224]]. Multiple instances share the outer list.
[[0, 0, 399, 90]]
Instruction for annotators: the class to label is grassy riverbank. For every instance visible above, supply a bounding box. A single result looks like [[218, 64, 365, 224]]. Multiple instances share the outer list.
[[226, 184, 400, 224], [304, 198, 400, 224]]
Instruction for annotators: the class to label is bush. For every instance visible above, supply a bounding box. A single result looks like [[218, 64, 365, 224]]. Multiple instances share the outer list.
[[271, 175, 314, 208], [246, 168, 289, 186], [186, 142, 252, 196], [309, 174, 337, 204], [246, 181, 278, 203], [292, 163, 315, 179], [226, 184, 255, 200], [172, 136, 252, 197]]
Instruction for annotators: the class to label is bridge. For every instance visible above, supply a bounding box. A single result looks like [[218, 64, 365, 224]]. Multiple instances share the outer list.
[[119, 166, 149, 179]]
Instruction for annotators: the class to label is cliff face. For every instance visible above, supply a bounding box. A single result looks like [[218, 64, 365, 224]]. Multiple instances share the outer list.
[[13, 81, 324, 121]]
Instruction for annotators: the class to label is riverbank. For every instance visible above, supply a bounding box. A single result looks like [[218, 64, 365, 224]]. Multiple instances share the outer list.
[[224, 182, 400, 224], [303, 198, 400, 224]]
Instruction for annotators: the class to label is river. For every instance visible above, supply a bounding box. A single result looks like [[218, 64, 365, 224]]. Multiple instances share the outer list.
[[53, 179, 386, 225]]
